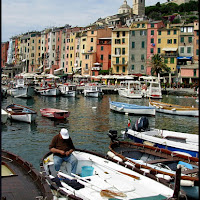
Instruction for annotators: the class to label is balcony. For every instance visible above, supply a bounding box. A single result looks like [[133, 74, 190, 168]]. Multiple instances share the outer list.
[[112, 54, 121, 57], [112, 61, 128, 66], [161, 53, 178, 57], [91, 67, 102, 71]]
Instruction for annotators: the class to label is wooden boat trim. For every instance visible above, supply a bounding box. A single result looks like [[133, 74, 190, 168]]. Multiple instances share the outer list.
[[6, 104, 37, 114], [109, 141, 199, 183], [149, 99, 198, 111]]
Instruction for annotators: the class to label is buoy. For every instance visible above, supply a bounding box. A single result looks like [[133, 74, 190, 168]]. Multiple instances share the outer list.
[[140, 168, 150, 173], [180, 180, 194, 187], [113, 156, 123, 162], [125, 112, 129, 115], [107, 151, 115, 158], [156, 174, 171, 181]]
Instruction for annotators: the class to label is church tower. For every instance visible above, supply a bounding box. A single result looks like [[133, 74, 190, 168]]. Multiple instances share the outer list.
[[132, 0, 145, 16]]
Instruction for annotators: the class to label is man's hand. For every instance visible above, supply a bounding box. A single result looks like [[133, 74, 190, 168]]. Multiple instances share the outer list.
[[65, 149, 73, 156], [59, 150, 65, 155]]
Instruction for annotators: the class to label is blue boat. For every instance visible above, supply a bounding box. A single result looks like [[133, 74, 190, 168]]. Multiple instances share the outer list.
[[109, 99, 155, 116]]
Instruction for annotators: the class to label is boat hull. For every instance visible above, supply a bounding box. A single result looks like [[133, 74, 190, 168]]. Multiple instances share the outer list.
[[118, 89, 142, 99], [84, 91, 103, 97], [7, 86, 34, 98], [125, 129, 199, 158], [1, 109, 8, 124], [40, 108, 70, 119], [38, 88, 60, 96], [109, 100, 155, 115]]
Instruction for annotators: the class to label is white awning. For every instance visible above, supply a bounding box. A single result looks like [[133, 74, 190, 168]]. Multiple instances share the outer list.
[[162, 48, 177, 51], [38, 65, 43, 69], [44, 67, 50, 71], [54, 68, 63, 72]]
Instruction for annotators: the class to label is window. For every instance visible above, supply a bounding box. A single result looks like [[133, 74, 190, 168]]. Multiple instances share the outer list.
[[83, 45, 85, 49], [122, 31, 125, 37], [116, 66, 119, 72], [180, 47, 184, 53], [167, 39, 172, 44], [188, 27, 193, 33], [180, 37, 184, 43], [151, 24, 154, 28], [101, 46, 103, 51], [167, 30, 170, 35], [151, 30, 154, 35], [196, 49, 199, 56], [91, 31, 94, 34], [115, 39, 121, 44], [117, 32, 120, 37], [187, 47, 191, 53], [150, 48, 154, 53], [174, 39, 177, 44], [170, 58, 174, 64], [137, 24, 140, 28], [151, 38, 154, 43], [157, 48, 161, 54], [122, 66, 125, 73], [91, 38, 93, 42], [115, 48, 121, 55], [131, 54, 135, 61], [131, 65, 134, 70], [122, 48, 125, 55], [116, 57, 119, 64], [39, 39, 40, 43], [122, 38, 125, 44], [86, 64, 88, 69], [132, 42, 135, 48], [164, 58, 168, 63], [141, 65, 144, 70], [194, 69, 196, 77], [158, 38, 161, 43], [141, 54, 145, 61], [142, 24, 145, 28], [158, 31, 161, 35], [122, 58, 125, 64], [132, 31, 135, 36], [141, 41, 145, 48], [85, 55, 89, 59], [174, 30, 177, 35], [100, 55, 103, 60], [90, 46, 93, 51], [188, 37, 192, 43]]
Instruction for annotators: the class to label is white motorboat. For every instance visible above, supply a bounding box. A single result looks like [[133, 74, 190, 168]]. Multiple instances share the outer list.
[[40, 149, 185, 200], [109, 99, 155, 116], [58, 84, 77, 97], [1, 109, 8, 124], [124, 117, 199, 158], [5, 104, 37, 123], [37, 87, 61, 97], [83, 83, 103, 97], [118, 81, 142, 99], [7, 79, 34, 98], [142, 81, 162, 99]]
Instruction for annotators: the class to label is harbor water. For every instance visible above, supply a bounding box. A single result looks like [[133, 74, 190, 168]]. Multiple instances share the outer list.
[[1, 94, 199, 171]]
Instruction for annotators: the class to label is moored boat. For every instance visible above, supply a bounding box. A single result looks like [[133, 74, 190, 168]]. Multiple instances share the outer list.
[[124, 116, 199, 158], [58, 83, 77, 97], [118, 81, 143, 99], [109, 99, 155, 116], [1, 149, 53, 200], [36, 87, 61, 97], [142, 81, 162, 99], [83, 83, 103, 97], [1, 109, 8, 124], [149, 99, 199, 117], [108, 130, 199, 200], [40, 149, 186, 200], [5, 104, 37, 123], [40, 108, 70, 120]]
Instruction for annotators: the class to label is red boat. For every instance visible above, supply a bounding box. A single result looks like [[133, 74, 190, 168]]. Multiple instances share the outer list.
[[40, 108, 70, 119]]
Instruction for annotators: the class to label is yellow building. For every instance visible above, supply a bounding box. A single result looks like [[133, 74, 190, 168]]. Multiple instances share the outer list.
[[68, 32, 76, 73], [111, 27, 129, 75], [157, 23, 180, 73]]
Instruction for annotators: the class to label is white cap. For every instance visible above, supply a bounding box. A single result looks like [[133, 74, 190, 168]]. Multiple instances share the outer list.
[[60, 128, 69, 139]]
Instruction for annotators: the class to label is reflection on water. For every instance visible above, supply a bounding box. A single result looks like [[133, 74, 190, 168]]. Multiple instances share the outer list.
[[1, 94, 199, 170]]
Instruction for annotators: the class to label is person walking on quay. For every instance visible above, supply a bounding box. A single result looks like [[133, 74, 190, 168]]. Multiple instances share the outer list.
[[49, 128, 78, 174]]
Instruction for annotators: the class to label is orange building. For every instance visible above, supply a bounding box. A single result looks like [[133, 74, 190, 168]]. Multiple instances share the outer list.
[[1, 42, 9, 67]]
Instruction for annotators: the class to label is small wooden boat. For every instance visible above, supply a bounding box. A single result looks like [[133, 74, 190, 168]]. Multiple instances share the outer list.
[[83, 83, 103, 97], [1, 109, 8, 124], [7, 79, 34, 98], [118, 81, 142, 99], [109, 99, 155, 116], [149, 99, 199, 117], [108, 130, 199, 200], [5, 104, 37, 123], [58, 83, 77, 97], [2, 149, 53, 200], [40, 108, 70, 119], [40, 149, 186, 200], [124, 117, 199, 158]]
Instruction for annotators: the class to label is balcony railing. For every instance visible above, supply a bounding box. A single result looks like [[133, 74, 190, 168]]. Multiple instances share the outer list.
[[112, 61, 128, 66], [161, 53, 178, 57], [91, 67, 102, 71]]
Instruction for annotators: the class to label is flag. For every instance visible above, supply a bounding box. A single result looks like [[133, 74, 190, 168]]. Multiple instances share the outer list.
[[128, 118, 131, 127]]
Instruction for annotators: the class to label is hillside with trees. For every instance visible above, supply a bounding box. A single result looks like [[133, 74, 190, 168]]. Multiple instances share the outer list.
[[145, 1, 199, 23]]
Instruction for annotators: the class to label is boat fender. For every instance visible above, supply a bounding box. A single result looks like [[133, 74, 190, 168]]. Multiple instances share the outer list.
[[107, 151, 115, 158], [171, 108, 176, 111], [113, 156, 123, 162], [156, 174, 172, 181], [173, 151, 192, 157], [180, 180, 194, 187]]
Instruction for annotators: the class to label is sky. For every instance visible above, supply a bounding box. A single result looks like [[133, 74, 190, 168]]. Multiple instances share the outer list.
[[1, 0, 166, 42]]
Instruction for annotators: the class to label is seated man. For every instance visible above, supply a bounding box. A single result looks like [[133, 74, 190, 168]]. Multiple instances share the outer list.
[[49, 128, 78, 174]]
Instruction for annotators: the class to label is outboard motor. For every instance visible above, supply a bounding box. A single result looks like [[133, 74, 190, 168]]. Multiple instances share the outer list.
[[132, 117, 149, 132], [108, 130, 118, 142]]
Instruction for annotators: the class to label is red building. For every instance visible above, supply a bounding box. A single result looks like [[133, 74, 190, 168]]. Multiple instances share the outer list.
[[1, 42, 9, 68]]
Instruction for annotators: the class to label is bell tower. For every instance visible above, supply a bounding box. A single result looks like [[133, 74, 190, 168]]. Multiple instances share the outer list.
[[133, 0, 145, 16]]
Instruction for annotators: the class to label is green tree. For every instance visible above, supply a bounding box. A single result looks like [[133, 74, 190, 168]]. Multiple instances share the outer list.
[[149, 54, 171, 76]]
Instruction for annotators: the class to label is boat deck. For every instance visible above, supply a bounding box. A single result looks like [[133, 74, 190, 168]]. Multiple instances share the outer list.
[[1, 151, 53, 200]]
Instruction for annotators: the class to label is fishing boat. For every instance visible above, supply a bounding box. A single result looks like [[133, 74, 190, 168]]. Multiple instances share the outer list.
[[1, 109, 8, 124], [109, 99, 155, 116], [149, 99, 199, 117], [107, 130, 199, 200], [83, 83, 103, 97], [124, 116, 199, 158], [142, 81, 162, 99], [40, 149, 186, 200], [118, 81, 142, 99], [40, 108, 70, 120], [2, 149, 53, 200], [58, 83, 77, 97], [36, 87, 61, 97], [7, 79, 34, 98], [5, 104, 37, 123]]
